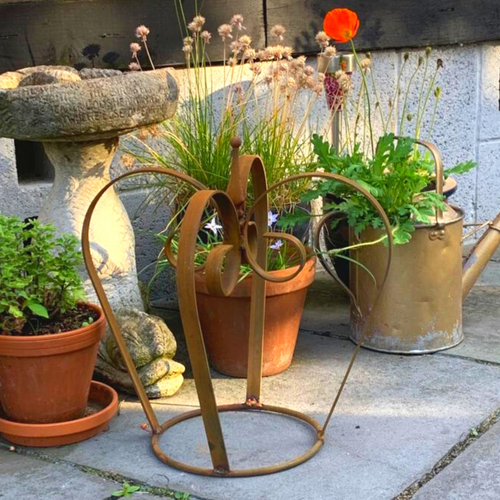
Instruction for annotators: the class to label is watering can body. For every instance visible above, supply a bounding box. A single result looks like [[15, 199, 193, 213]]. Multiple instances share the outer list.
[[349, 206, 465, 353]]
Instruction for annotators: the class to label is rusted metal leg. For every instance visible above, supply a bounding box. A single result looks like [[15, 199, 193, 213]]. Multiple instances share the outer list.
[[177, 196, 229, 472], [246, 274, 266, 403]]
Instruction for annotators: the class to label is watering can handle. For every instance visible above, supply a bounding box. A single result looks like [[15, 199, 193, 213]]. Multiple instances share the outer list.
[[395, 137, 444, 224]]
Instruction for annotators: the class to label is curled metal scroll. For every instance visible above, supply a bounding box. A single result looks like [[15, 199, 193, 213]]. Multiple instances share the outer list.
[[82, 144, 393, 477]]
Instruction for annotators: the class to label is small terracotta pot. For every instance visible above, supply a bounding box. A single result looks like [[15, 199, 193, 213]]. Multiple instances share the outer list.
[[0, 304, 105, 424], [195, 256, 316, 377]]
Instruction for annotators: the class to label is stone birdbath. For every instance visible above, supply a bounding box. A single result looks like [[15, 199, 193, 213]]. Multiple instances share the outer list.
[[0, 66, 185, 398]]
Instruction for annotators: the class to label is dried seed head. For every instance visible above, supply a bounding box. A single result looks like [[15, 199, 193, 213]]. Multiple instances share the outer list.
[[324, 46, 337, 58], [130, 42, 142, 54], [290, 55, 306, 71], [135, 25, 150, 41], [425, 46, 432, 57], [128, 62, 141, 71], [230, 40, 241, 55], [218, 24, 233, 40], [188, 15, 206, 33], [270, 24, 286, 41], [286, 76, 297, 89], [250, 61, 262, 76], [304, 65, 315, 76], [360, 57, 371, 70], [437, 58, 444, 69], [183, 36, 194, 46], [337, 73, 351, 93], [305, 75, 317, 90], [239, 35, 252, 50], [418, 56, 424, 67], [230, 14, 245, 31], [403, 52, 409, 61], [201, 31, 212, 44], [182, 44, 192, 55], [434, 86, 442, 98], [282, 46, 293, 60], [245, 48, 257, 60], [315, 31, 331, 49], [365, 52, 372, 59]]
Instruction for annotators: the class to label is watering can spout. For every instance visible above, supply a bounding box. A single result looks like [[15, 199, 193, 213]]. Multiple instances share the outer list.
[[462, 212, 500, 299]]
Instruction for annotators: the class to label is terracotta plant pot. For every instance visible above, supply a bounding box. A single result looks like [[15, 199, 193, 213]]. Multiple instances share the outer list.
[[0, 381, 118, 447], [0, 304, 105, 424], [195, 256, 316, 377]]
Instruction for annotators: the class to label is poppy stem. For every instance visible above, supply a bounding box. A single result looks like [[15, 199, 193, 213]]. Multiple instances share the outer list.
[[350, 40, 374, 156]]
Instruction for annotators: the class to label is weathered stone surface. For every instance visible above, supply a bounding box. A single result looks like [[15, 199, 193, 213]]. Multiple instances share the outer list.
[[95, 309, 185, 398], [80, 68, 123, 79], [0, 447, 174, 500], [38, 137, 145, 312], [413, 420, 500, 499], [39, 333, 500, 500], [443, 285, 500, 364], [0, 64, 183, 399], [0, 67, 178, 141], [0, 448, 119, 499]]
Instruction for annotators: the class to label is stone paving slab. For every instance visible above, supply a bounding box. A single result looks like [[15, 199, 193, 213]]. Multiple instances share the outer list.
[[443, 286, 500, 364], [413, 419, 500, 499], [0, 447, 165, 500], [300, 269, 350, 337], [25, 333, 500, 500]]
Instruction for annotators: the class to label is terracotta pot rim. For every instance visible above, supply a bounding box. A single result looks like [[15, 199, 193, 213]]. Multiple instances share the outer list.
[[0, 303, 104, 343], [0, 303, 105, 357], [0, 381, 118, 438], [195, 255, 317, 298]]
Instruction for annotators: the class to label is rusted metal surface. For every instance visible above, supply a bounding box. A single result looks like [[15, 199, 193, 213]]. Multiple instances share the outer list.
[[82, 141, 393, 477]]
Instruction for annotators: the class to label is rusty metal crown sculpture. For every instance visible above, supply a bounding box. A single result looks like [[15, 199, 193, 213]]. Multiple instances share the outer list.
[[82, 138, 393, 477]]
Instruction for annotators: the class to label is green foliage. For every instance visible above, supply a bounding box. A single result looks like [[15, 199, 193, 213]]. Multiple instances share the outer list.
[[173, 492, 190, 500], [283, 133, 474, 245], [0, 215, 85, 336], [112, 482, 141, 498], [443, 160, 476, 177]]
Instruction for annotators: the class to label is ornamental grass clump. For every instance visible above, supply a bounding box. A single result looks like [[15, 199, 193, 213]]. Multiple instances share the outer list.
[[125, 10, 329, 213], [0, 215, 88, 336]]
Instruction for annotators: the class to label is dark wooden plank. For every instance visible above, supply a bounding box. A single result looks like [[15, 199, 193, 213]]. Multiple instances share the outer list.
[[267, 0, 500, 52], [0, 0, 264, 72]]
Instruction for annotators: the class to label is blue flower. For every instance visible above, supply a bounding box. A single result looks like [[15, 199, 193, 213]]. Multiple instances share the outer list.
[[270, 239, 283, 250], [204, 217, 222, 235], [268, 211, 279, 227]]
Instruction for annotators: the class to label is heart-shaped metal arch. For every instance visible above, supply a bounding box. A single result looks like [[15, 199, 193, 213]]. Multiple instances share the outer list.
[[81, 145, 393, 477]]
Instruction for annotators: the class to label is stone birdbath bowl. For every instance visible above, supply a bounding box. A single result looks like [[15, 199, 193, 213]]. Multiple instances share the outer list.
[[0, 66, 185, 399]]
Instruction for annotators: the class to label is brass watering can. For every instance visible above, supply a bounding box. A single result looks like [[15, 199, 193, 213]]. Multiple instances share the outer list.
[[320, 139, 500, 354]]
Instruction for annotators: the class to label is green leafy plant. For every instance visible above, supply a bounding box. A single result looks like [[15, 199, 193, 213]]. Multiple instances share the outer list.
[[0, 215, 85, 336], [281, 133, 475, 245], [112, 482, 141, 498]]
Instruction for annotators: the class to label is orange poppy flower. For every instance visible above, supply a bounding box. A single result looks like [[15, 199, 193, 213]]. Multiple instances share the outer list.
[[323, 8, 360, 43]]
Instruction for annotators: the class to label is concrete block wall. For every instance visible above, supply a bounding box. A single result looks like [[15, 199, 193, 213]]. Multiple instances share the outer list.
[[352, 42, 500, 224], [1, 41, 500, 300]]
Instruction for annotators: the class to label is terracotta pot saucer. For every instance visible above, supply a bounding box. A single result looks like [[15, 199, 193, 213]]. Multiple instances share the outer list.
[[0, 381, 118, 447]]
